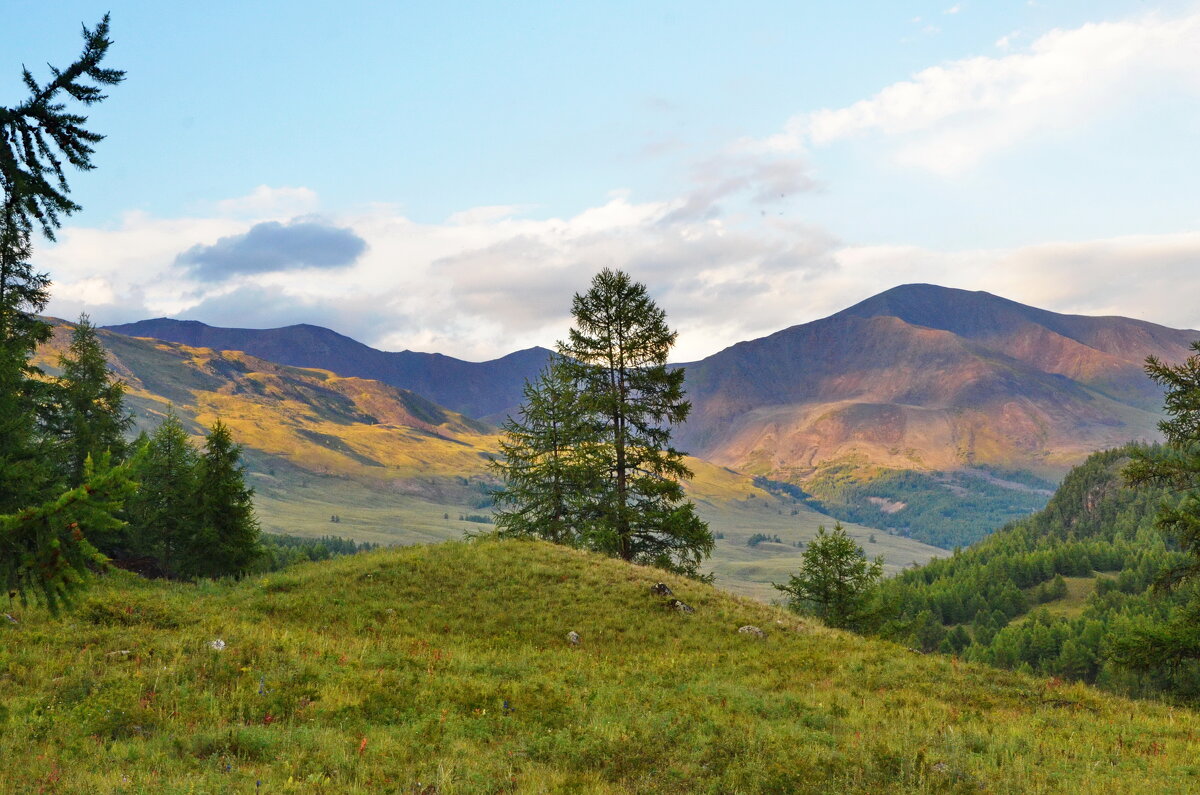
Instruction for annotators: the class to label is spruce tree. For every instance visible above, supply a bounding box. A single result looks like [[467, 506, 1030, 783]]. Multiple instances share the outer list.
[[50, 314, 133, 487], [491, 359, 597, 545], [124, 410, 198, 576], [185, 420, 262, 579], [557, 268, 712, 577]]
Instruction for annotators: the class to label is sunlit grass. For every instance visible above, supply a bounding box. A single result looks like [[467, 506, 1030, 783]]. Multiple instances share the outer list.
[[2, 540, 1198, 793]]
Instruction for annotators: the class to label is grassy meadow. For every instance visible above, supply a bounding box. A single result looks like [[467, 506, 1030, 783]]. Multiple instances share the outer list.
[[3, 539, 1199, 793]]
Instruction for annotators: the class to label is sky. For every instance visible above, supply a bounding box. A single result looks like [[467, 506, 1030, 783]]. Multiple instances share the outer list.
[[4, 0, 1200, 361]]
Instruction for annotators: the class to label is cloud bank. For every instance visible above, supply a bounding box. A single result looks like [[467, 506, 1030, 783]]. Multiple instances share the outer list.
[[35, 183, 1200, 363]]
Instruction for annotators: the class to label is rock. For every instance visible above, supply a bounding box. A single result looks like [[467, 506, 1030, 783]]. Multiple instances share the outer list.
[[670, 600, 695, 614], [566, 631, 581, 645], [650, 582, 673, 597], [738, 625, 766, 638], [209, 639, 227, 651]]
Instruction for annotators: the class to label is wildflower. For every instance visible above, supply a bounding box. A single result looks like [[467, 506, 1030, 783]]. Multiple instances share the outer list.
[[209, 639, 226, 651]]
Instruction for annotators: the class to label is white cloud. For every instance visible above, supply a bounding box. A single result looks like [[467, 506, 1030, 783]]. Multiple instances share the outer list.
[[36, 183, 1200, 364], [765, 10, 1200, 174]]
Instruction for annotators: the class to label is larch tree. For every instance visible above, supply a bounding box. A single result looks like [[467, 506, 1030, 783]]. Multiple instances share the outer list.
[[123, 409, 198, 577], [1111, 341, 1200, 673], [775, 523, 883, 630], [491, 358, 597, 546], [0, 15, 127, 607], [557, 268, 712, 577]]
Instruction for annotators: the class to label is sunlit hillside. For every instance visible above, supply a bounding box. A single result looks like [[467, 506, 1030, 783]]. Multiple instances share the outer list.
[[34, 322, 944, 599], [3, 539, 1197, 793]]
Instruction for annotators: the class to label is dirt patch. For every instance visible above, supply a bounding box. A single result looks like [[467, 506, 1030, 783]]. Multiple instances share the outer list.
[[866, 496, 907, 514]]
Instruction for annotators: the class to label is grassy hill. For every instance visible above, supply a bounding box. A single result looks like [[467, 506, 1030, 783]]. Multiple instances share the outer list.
[[2, 539, 1198, 793], [34, 321, 945, 600]]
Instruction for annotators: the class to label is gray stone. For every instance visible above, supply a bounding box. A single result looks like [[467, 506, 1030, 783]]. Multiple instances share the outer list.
[[650, 582, 673, 597], [738, 625, 766, 638], [670, 600, 695, 614], [567, 630, 581, 645]]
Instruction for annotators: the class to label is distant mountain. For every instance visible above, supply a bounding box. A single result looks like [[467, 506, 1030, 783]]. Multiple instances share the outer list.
[[50, 322, 935, 597], [103, 318, 552, 420], [676, 284, 1198, 545], [104, 284, 1198, 547]]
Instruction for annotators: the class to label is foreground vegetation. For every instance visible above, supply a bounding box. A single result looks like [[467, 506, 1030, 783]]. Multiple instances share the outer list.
[[875, 446, 1200, 698], [3, 539, 1200, 793]]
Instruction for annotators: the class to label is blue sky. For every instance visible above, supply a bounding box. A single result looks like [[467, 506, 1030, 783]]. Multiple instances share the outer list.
[[5, 1, 1200, 359]]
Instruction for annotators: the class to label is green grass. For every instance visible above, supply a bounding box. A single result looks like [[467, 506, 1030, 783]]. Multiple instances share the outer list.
[[3, 540, 1199, 793], [692, 495, 941, 602], [1012, 574, 1118, 624]]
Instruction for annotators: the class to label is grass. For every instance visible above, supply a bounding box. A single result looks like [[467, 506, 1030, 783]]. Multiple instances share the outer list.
[[1012, 574, 1118, 624], [3, 540, 1199, 793]]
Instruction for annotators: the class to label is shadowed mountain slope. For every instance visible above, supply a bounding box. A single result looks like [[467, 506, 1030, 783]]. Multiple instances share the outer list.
[[103, 318, 552, 420]]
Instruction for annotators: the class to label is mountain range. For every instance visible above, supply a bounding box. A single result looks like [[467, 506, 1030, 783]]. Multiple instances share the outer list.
[[104, 318, 552, 421], [42, 322, 937, 601], [103, 283, 1198, 547]]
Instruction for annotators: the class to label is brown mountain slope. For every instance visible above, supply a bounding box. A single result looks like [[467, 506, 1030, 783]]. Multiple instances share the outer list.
[[674, 284, 1197, 546], [679, 284, 1194, 477]]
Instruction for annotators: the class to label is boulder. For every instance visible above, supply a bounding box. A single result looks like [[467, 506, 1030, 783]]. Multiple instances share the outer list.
[[650, 583, 673, 597], [670, 600, 695, 614], [566, 630, 581, 645], [738, 625, 766, 638]]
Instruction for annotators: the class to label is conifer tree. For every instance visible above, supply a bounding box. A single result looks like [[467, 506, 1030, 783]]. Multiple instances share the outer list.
[[1, 452, 132, 612], [557, 268, 712, 577], [124, 410, 198, 576], [1111, 341, 1200, 672], [0, 15, 125, 604], [0, 225, 53, 513], [775, 523, 883, 630], [185, 420, 262, 579], [491, 359, 597, 545], [50, 314, 133, 487]]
